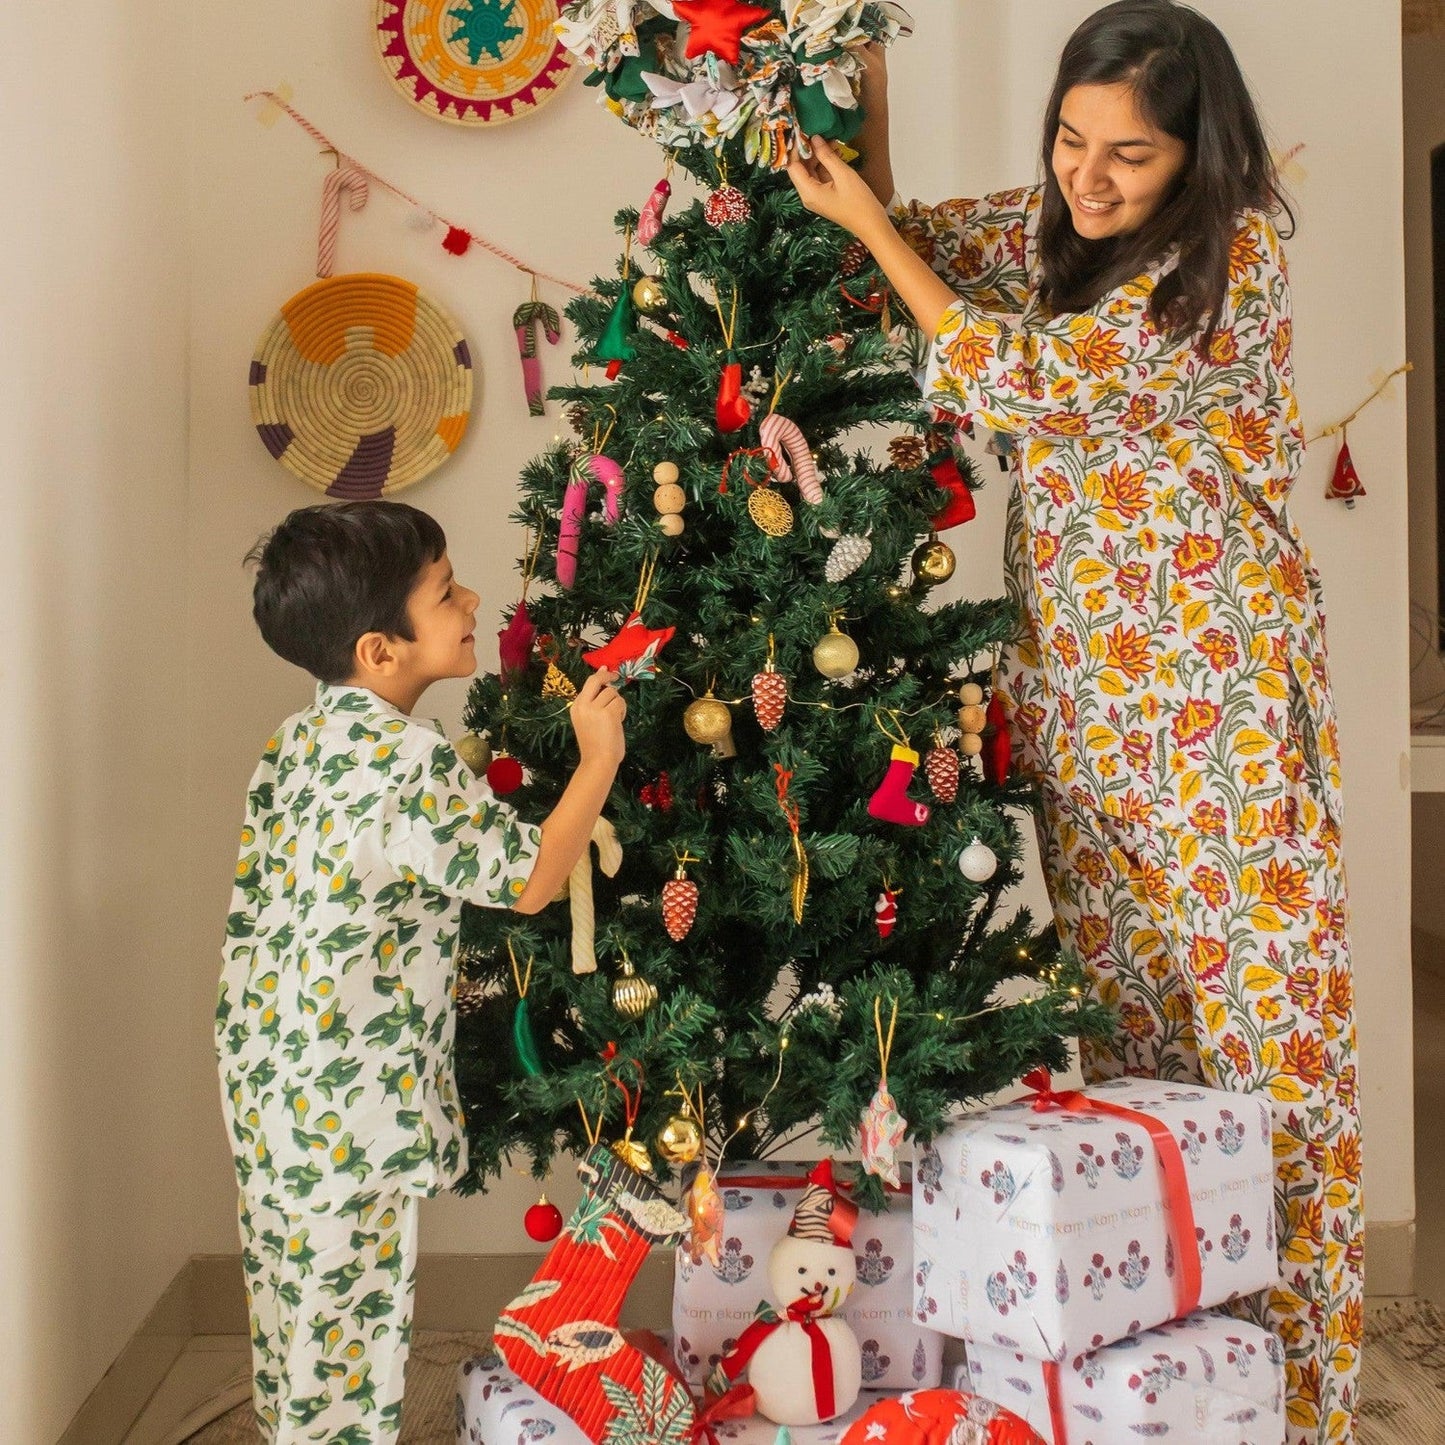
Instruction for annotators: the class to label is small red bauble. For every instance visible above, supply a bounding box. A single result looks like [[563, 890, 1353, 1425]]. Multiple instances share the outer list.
[[487, 754, 525, 795], [704, 185, 752, 228], [524, 1195, 563, 1242]]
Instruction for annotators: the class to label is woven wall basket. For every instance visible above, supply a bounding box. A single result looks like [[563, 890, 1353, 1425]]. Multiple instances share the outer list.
[[249, 273, 474, 498], [375, 0, 573, 127]]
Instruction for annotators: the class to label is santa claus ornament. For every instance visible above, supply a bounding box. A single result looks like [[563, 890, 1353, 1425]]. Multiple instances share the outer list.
[[711, 1161, 862, 1426]]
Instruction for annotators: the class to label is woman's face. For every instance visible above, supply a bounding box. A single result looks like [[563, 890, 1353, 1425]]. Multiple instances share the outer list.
[[1051, 82, 1190, 240]]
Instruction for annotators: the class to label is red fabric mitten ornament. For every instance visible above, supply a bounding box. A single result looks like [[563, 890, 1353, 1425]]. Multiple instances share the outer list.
[[716, 359, 752, 432], [1326, 433, 1367, 507], [982, 692, 1013, 787], [839, 1389, 1046, 1445], [496, 1147, 696, 1444], [930, 448, 977, 531]]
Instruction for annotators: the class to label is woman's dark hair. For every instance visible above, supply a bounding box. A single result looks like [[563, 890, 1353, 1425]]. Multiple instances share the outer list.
[[1036, 0, 1293, 344], [245, 501, 447, 683]]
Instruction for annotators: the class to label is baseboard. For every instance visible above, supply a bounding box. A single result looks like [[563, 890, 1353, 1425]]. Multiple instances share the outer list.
[[59, 1224, 1420, 1443], [58, 1263, 193, 1445]]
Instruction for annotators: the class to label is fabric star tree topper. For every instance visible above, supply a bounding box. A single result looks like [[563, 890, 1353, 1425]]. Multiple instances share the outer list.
[[676, 0, 773, 64]]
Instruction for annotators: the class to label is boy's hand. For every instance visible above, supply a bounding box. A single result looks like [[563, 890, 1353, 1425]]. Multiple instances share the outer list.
[[570, 668, 627, 769]]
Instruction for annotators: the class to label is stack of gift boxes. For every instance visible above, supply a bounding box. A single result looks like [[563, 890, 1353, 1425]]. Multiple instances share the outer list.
[[914, 1074, 1288, 1444], [458, 1077, 1289, 1443]]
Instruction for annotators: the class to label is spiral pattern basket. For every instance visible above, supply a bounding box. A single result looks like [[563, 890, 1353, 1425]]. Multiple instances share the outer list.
[[248, 273, 474, 498], [375, 0, 573, 127]]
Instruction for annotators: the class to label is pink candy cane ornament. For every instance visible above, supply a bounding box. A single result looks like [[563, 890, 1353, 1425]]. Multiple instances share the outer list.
[[512, 300, 561, 417], [759, 413, 824, 505], [637, 176, 672, 246], [556, 454, 626, 589]]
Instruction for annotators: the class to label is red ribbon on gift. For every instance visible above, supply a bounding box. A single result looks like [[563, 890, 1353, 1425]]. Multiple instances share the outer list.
[[1018, 1069, 1203, 1323], [1041, 1360, 1068, 1445], [717, 1294, 837, 1421], [625, 1329, 755, 1445]]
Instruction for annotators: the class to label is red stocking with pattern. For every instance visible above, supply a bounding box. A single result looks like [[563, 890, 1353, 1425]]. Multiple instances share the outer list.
[[495, 1147, 696, 1443], [867, 746, 931, 826]]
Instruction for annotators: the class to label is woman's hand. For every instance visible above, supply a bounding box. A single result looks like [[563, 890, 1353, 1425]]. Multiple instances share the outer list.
[[786, 135, 893, 244]]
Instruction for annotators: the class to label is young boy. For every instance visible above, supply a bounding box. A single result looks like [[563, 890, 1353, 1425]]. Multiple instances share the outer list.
[[216, 500, 626, 1442]]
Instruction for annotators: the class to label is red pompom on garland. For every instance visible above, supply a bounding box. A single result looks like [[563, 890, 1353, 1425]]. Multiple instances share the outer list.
[[442, 225, 473, 256], [523, 1195, 563, 1242], [487, 754, 525, 795]]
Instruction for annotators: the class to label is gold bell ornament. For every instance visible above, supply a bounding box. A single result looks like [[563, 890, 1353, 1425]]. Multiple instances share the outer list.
[[912, 536, 957, 586], [611, 955, 659, 1020], [812, 618, 860, 679], [684, 692, 732, 747]]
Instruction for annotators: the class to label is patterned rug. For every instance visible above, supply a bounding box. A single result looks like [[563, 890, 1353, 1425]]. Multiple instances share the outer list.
[[174, 1305, 1445, 1444]]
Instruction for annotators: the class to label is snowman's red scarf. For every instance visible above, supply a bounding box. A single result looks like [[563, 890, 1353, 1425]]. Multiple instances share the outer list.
[[715, 1290, 838, 1420]]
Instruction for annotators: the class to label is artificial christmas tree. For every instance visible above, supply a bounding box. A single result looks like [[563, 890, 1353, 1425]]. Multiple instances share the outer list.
[[452, 3, 1111, 1219]]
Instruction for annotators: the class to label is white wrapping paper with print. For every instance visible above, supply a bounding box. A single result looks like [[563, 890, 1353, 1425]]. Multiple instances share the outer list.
[[672, 1159, 944, 1392], [456, 1349, 896, 1443], [912, 1078, 1276, 1361], [952, 1310, 1286, 1444]]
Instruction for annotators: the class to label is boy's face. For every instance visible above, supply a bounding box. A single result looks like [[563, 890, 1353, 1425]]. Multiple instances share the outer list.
[[398, 552, 480, 689]]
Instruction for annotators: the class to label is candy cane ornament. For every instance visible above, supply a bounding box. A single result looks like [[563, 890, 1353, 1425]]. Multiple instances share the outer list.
[[512, 298, 561, 417], [759, 413, 824, 505], [569, 816, 623, 975], [556, 454, 625, 589], [316, 160, 370, 278], [637, 175, 672, 246]]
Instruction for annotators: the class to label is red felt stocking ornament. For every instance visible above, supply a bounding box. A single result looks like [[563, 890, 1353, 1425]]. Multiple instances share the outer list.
[[868, 746, 931, 827], [982, 691, 1013, 787], [929, 447, 977, 531]]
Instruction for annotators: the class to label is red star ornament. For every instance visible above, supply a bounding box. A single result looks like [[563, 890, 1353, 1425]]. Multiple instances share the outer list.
[[676, 0, 772, 64], [582, 612, 676, 681]]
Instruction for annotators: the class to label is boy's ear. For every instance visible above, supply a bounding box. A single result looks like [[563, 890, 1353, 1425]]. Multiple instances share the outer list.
[[353, 630, 400, 676]]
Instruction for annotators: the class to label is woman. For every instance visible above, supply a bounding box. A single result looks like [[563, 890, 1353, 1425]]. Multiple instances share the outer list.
[[789, 4, 1361, 1441]]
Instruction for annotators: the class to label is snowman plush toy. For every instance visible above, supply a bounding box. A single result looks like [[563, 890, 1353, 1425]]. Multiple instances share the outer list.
[[710, 1161, 863, 1427]]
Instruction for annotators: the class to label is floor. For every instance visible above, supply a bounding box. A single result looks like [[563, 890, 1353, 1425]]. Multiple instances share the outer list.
[[118, 951, 1445, 1443]]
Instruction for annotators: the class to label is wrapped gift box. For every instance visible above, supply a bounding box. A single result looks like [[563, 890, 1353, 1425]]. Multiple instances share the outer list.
[[954, 1310, 1285, 1444], [913, 1078, 1276, 1361], [457, 1349, 896, 1443], [672, 1159, 944, 1392]]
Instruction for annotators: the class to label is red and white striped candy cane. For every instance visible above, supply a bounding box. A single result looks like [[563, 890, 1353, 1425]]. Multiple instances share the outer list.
[[317, 161, 370, 278], [759, 413, 823, 505]]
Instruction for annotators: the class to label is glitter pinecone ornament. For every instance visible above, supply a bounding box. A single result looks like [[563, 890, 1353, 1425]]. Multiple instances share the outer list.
[[888, 434, 926, 470], [824, 532, 872, 583], [840, 238, 871, 277], [704, 185, 751, 228], [925, 742, 960, 803], [662, 863, 699, 942], [752, 663, 787, 732]]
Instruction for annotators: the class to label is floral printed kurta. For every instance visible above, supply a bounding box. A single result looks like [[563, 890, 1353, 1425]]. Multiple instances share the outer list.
[[216, 683, 541, 1208], [895, 189, 1361, 1445]]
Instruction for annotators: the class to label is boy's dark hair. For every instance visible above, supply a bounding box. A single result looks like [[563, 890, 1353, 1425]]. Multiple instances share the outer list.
[[1036, 0, 1294, 346], [245, 501, 447, 683]]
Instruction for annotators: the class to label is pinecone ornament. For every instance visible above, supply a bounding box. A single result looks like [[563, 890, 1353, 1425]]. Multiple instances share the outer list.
[[752, 664, 787, 732], [888, 435, 926, 470], [840, 238, 871, 277], [824, 533, 872, 583], [925, 743, 960, 803], [662, 866, 699, 942], [704, 186, 751, 228]]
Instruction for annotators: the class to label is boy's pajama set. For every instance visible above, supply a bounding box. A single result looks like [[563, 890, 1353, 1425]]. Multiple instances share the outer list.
[[896, 188, 1362, 1444], [217, 684, 540, 1442]]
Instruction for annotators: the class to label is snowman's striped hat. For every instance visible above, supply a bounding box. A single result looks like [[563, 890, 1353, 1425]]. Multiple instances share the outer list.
[[786, 1160, 859, 1247]]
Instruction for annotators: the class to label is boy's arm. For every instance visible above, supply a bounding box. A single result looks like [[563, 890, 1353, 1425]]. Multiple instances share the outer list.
[[510, 754, 618, 914]]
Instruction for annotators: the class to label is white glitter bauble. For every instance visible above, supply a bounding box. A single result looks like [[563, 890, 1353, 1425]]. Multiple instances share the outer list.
[[959, 838, 998, 882]]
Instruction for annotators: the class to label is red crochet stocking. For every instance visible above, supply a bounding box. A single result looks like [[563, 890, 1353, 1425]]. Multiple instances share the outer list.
[[495, 1148, 696, 1443], [868, 746, 931, 827]]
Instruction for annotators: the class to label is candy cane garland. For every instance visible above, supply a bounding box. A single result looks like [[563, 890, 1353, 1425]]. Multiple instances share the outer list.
[[557, 453, 626, 588], [570, 816, 623, 975], [513, 298, 562, 417], [316, 161, 370, 278], [759, 413, 823, 505]]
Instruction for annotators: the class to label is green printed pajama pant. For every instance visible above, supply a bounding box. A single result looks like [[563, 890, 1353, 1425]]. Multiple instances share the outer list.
[[238, 1189, 418, 1443], [1037, 786, 1363, 1445]]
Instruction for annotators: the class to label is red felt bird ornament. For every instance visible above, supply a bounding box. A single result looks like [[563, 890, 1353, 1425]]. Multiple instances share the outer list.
[[675, 0, 772, 64], [582, 613, 675, 681]]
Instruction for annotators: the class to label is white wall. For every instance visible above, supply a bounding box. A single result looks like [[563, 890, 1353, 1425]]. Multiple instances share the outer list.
[[0, 2, 195, 1438], [181, 2, 1415, 1263]]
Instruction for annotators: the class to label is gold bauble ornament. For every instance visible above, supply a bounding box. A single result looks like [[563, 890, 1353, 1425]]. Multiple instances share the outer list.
[[748, 487, 795, 537], [958, 682, 985, 706], [960, 732, 985, 757], [812, 623, 860, 679], [653, 460, 680, 486], [657, 513, 686, 537], [656, 1113, 703, 1166], [958, 703, 988, 735], [912, 538, 957, 585], [454, 732, 491, 775], [653, 483, 686, 515], [632, 275, 668, 313], [884, 582, 911, 603], [611, 957, 659, 1019], [684, 694, 732, 745]]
